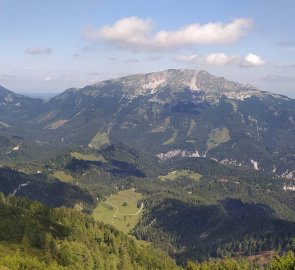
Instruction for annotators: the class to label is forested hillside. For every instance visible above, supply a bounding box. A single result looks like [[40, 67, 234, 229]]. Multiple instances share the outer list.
[[0, 195, 294, 269], [0, 195, 179, 270]]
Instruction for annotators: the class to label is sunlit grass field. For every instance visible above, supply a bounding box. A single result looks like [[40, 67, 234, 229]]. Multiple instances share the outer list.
[[93, 189, 143, 234]]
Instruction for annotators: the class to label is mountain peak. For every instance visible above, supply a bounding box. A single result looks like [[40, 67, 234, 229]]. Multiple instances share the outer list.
[[58, 69, 291, 103], [89, 69, 263, 101], [137, 69, 201, 91], [93, 69, 201, 93]]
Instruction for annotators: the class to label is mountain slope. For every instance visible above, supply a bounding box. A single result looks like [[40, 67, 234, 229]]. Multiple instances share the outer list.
[[0, 196, 179, 270], [0, 167, 94, 209], [29, 69, 295, 177], [134, 197, 295, 262], [0, 85, 44, 127]]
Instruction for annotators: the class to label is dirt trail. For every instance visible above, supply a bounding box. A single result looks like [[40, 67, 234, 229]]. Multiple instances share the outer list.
[[122, 202, 144, 216], [103, 201, 119, 223], [102, 199, 144, 224]]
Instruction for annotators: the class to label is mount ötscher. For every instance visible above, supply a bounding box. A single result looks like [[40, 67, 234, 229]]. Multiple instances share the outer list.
[[1, 69, 294, 179]]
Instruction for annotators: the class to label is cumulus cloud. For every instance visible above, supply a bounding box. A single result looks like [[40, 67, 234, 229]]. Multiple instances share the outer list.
[[205, 53, 239, 66], [240, 53, 265, 67], [25, 47, 52, 55], [174, 52, 265, 67], [84, 16, 253, 51]]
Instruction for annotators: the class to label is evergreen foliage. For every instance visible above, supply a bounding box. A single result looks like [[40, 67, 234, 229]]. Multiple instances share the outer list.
[[0, 196, 179, 270]]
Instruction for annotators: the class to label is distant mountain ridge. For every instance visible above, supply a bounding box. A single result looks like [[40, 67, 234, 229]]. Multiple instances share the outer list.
[[55, 69, 272, 102], [0, 69, 294, 178], [0, 85, 44, 128]]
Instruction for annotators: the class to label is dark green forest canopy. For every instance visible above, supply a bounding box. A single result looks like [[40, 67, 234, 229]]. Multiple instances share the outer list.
[[0, 195, 179, 270], [0, 195, 294, 270]]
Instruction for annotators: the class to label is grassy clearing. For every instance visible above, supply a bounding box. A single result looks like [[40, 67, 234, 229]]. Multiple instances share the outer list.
[[162, 129, 178, 145], [159, 170, 202, 182], [93, 189, 143, 234], [207, 127, 230, 150], [53, 171, 74, 182], [45, 119, 68, 129], [188, 119, 196, 136], [88, 131, 109, 149], [70, 152, 106, 162]]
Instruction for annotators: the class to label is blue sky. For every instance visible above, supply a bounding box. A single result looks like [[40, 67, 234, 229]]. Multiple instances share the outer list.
[[0, 0, 295, 97]]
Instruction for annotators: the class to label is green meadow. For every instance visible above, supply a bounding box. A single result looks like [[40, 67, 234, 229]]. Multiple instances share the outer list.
[[93, 189, 143, 234], [159, 169, 202, 181]]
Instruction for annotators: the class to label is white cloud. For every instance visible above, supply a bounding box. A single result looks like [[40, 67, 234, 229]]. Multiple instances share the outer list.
[[174, 52, 265, 68], [85, 16, 253, 51], [241, 53, 265, 67], [99, 17, 151, 45], [44, 76, 52, 81], [25, 47, 52, 55], [204, 53, 238, 66]]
